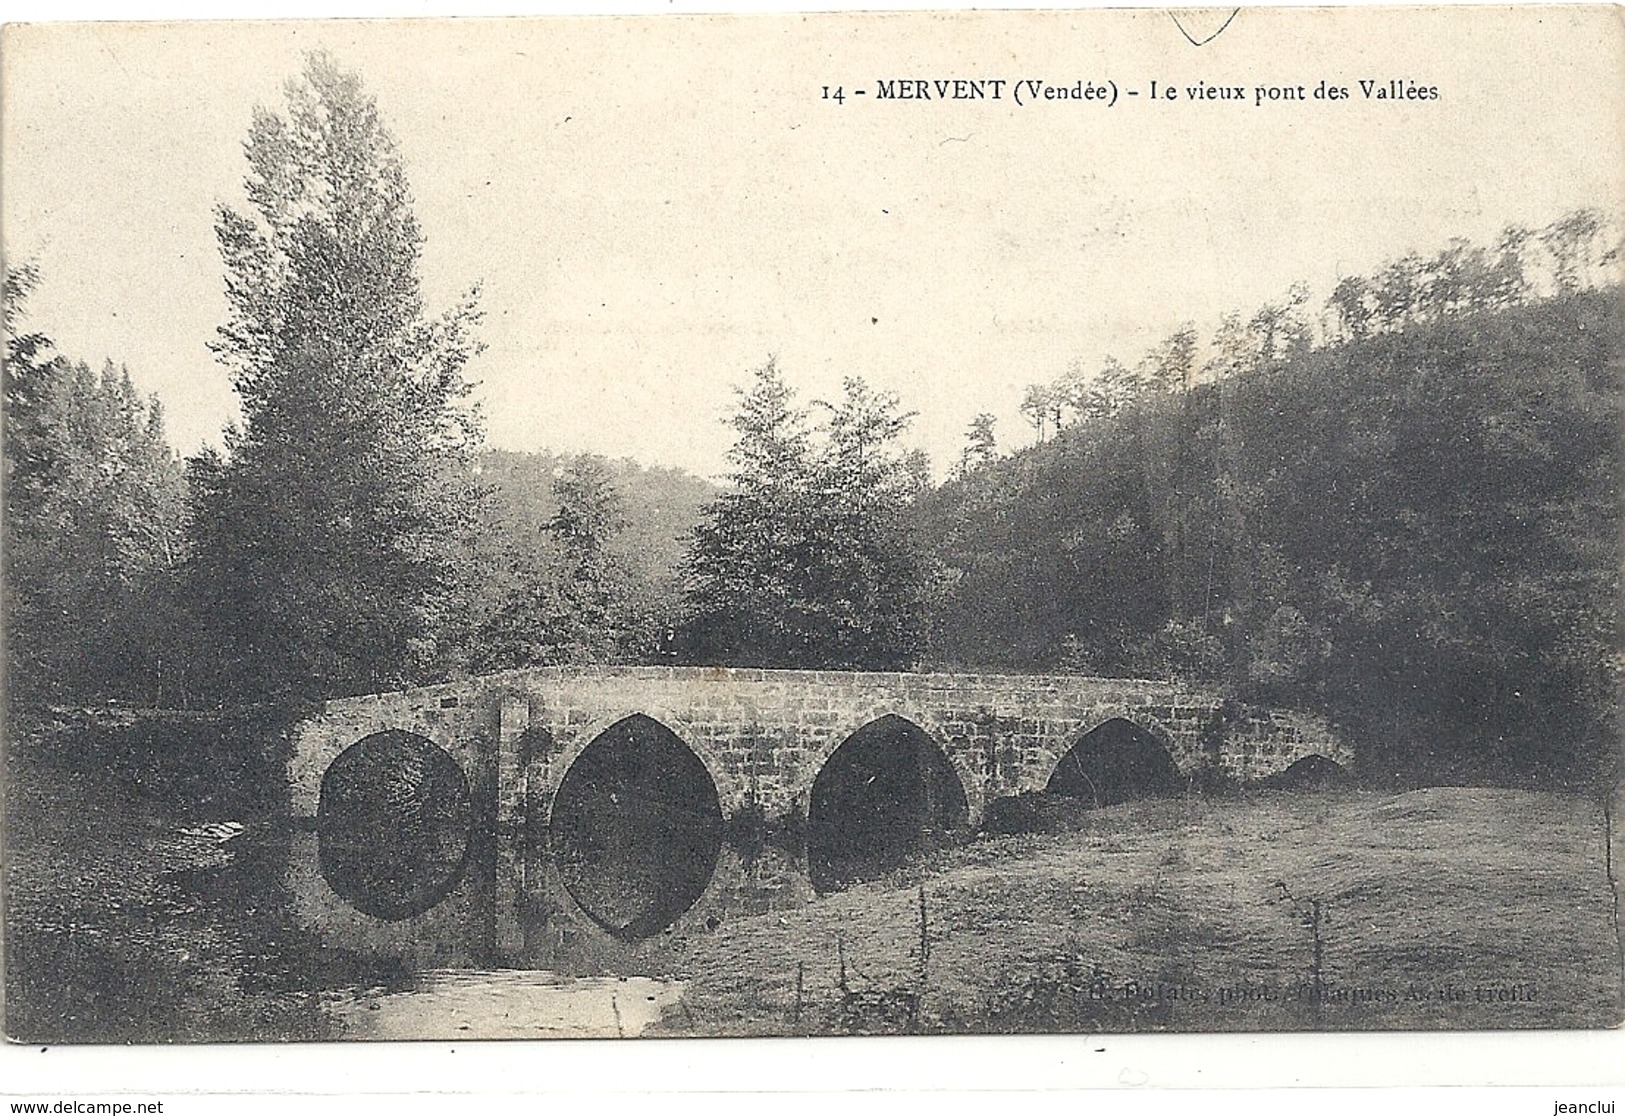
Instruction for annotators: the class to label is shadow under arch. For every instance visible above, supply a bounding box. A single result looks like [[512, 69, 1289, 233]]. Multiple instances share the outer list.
[[549, 713, 724, 940], [318, 729, 473, 921], [1256, 753, 1351, 791], [807, 714, 969, 894], [1046, 716, 1181, 807]]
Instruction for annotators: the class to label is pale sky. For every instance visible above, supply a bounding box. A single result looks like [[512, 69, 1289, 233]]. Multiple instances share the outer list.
[[4, 7, 1622, 480]]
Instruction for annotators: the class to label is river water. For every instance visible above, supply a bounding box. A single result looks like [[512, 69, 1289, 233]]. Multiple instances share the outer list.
[[4, 744, 692, 1043], [327, 970, 685, 1039]]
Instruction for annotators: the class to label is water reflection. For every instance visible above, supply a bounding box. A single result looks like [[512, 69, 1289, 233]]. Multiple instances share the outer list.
[[8, 742, 694, 1042], [328, 970, 685, 1039]]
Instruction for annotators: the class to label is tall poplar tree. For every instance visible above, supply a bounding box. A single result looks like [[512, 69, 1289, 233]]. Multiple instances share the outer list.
[[190, 53, 484, 700]]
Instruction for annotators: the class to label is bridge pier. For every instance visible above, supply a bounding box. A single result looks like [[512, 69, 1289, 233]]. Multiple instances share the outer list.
[[495, 693, 530, 960], [285, 667, 1351, 967]]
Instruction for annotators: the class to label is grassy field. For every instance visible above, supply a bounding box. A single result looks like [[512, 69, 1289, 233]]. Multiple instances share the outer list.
[[655, 786, 1623, 1035]]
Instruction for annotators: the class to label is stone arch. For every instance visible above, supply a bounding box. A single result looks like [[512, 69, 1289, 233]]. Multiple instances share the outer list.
[[1035, 709, 1181, 778], [541, 705, 736, 821], [317, 729, 473, 921], [805, 713, 971, 894], [1044, 713, 1183, 807], [546, 713, 725, 940], [293, 706, 477, 819], [1033, 711, 1176, 782], [1256, 752, 1351, 790], [799, 704, 982, 822]]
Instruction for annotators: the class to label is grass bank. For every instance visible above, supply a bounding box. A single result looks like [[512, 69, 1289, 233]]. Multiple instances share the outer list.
[[656, 786, 1622, 1034]]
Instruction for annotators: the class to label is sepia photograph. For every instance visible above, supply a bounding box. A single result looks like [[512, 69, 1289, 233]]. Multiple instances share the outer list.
[[2, 4, 1622, 1053]]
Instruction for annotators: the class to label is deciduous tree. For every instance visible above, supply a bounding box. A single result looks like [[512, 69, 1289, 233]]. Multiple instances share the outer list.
[[955, 412, 998, 477], [3, 268, 187, 704], [680, 361, 926, 668], [474, 456, 640, 669], [188, 52, 484, 700]]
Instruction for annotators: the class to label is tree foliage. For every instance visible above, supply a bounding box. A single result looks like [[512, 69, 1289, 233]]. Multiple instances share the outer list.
[[188, 52, 484, 701], [680, 360, 927, 668], [473, 455, 650, 669], [955, 412, 999, 478], [467, 447, 713, 666], [4, 268, 188, 703]]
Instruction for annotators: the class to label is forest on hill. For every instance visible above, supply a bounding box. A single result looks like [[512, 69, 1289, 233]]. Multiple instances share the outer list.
[[918, 279, 1620, 787], [477, 449, 715, 602], [4, 54, 1618, 791]]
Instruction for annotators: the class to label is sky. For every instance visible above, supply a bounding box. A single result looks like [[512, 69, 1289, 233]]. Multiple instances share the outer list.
[[4, 7, 1622, 481]]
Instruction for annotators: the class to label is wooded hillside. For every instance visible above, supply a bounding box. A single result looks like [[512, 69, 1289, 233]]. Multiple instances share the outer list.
[[918, 283, 1621, 786]]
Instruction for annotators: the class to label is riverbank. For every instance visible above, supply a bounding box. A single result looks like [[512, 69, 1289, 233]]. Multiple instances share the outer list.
[[4, 731, 397, 1043], [654, 786, 1623, 1034]]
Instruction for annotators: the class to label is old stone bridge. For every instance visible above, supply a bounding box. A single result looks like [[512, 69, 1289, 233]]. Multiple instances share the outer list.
[[286, 666, 1349, 969]]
